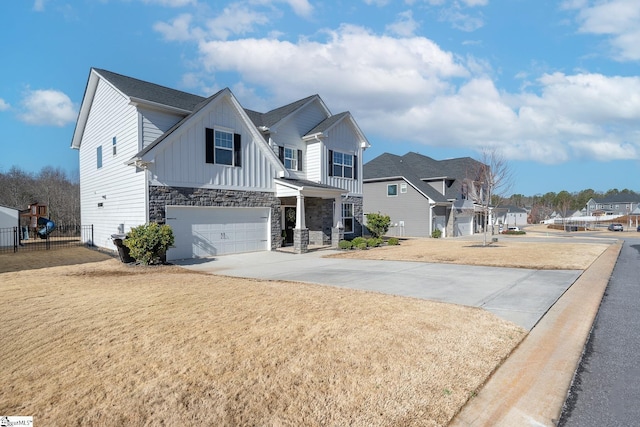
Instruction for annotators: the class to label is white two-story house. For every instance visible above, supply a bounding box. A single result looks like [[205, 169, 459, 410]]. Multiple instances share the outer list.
[[71, 68, 370, 260]]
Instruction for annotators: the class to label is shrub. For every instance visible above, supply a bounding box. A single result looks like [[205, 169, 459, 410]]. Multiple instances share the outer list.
[[367, 237, 382, 247], [356, 242, 368, 250], [352, 237, 367, 247], [387, 237, 400, 245], [431, 229, 442, 239], [338, 240, 353, 250], [124, 223, 175, 265], [365, 213, 391, 238]]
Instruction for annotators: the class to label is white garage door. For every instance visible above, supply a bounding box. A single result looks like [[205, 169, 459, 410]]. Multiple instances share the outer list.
[[166, 206, 270, 260]]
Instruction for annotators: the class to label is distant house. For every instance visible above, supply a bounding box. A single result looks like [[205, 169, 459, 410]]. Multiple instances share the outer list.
[[493, 205, 528, 228], [0, 204, 19, 247], [584, 195, 640, 216], [71, 68, 370, 259], [363, 152, 488, 238]]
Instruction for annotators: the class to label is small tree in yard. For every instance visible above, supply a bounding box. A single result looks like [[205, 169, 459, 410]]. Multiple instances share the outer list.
[[365, 213, 391, 238], [125, 223, 175, 265]]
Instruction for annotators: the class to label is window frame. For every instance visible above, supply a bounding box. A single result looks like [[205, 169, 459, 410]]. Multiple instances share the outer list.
[[387, 184, 398, 197], [112, 136, 117, 156], [214, 129, 234, 166], [284, 147, 298, 171], [400, 182, 407, 193], [205, 127, 242, 167], [332, 151, 354, 178], [97, 146, 103, 169], [342, 203, 354, 234]]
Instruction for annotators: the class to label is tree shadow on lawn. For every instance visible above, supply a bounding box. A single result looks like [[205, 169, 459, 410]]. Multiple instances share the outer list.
[[0, 247, 116, 274]]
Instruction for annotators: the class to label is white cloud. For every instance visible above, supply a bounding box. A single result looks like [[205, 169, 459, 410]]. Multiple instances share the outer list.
[[154, 13, 204, 41], [570, 0, 640, 61], [205, 4, 270, 40], [33, 0, 47, 11], [197, 24, 468, 104], [386, 10, 420, 37], [0, 99, 10, 111], [439, 6, 484, 32], [19, 89, 77, 127], [141, 0, 196, 7]]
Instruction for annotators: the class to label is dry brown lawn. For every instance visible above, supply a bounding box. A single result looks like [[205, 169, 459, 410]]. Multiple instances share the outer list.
[[330, 228, 610, 270], [1, 247, 525, 426]]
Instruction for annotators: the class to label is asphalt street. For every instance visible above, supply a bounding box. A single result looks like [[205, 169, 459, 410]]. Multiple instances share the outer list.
[[559, 236, 640, 426]]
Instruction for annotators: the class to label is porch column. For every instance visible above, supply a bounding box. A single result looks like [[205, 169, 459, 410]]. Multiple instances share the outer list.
[[332, 197, 344, 248], [296, 194, 306, 229], [294, 194, 309, 254], [333, 197, 342, 229]]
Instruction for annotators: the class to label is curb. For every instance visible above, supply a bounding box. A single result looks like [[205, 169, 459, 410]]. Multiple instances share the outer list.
[[449, 240, 622, 427]]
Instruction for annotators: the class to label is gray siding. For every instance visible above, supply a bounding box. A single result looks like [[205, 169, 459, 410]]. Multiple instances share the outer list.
[[363, 180, 432, 237]]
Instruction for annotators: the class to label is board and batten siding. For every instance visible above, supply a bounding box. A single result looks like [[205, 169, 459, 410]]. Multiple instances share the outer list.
[[79, 78, 148, 250], [148, 96, 278, 192], [363, 180, 432, 237], [323, 120, 363, 195], [140, 108, 186, 150]]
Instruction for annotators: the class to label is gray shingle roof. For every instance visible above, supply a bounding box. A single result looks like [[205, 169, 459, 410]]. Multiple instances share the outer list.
[[305, 112, 349, 136], [592, 194, 640, 204], [364, 152, 485, 203], [93, 68, 206, 112]]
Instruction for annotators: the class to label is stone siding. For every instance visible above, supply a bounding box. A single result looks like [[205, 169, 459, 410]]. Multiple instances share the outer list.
[[149, 185, 282, 249]]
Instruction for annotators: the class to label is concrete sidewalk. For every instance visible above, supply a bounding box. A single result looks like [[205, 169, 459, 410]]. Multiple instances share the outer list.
[[176, 249, 582, 331], [449, 241, 622, 426]]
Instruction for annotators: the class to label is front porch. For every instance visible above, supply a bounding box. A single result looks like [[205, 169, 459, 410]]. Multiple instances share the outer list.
[[276, 178, 349, 254]]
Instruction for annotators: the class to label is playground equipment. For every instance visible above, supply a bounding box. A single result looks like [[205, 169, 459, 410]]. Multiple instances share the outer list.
[[37, 217, 56, 239]]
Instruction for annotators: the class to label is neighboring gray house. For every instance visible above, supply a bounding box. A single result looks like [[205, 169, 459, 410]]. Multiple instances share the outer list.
[[584, 195, 640, 216], [363, 152, 487, 238], [0, 204, 19, 247], [493, 205, 528, 228], [71, 68, 370, 259]]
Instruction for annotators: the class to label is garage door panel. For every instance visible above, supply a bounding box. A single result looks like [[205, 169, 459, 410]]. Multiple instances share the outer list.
[[166, 206, 270, 260]]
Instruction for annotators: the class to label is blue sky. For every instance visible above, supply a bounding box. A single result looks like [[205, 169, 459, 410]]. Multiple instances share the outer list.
[[1, 0, 639, 196]]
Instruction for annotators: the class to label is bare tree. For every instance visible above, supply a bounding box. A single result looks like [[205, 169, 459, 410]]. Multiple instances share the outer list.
[[467, 148, 514, 246]]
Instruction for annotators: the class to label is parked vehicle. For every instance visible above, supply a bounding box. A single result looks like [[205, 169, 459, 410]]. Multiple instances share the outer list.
[[637, 225, 640, 232], [608, 223, 623, 231]]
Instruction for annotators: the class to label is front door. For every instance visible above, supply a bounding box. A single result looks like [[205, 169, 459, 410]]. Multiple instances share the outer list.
[[284, 206, 296, 245]]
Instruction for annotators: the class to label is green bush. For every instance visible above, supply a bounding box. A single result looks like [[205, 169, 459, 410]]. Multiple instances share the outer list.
[[338, 240, 353, 250], [124, 223, 175, 265], [367, 237, 382, 247], [352, 237, 367, 247], [356, 242, 368, 250], [387, 237, 400, 245], [365, 213, 391, 238], [431, 228, 442, 239]]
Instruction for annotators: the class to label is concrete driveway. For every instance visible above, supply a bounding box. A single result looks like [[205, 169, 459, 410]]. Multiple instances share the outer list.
[[175, 249, 583, 331]]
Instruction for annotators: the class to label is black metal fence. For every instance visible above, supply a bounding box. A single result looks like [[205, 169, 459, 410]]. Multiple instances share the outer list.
[[0, 225, 94, 254]]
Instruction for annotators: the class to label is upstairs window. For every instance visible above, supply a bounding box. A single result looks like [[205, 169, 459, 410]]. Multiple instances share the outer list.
[[279, 146, 303, 171], [112, 137, 117, 156], [387, 184, 398, 196], [328, 150, 356, 179], [97, 146, 103, 169], [205, 128, 242, 167]]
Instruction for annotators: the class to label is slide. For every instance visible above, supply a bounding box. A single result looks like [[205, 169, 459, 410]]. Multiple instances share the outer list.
[[37, 217, 56, 239]]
